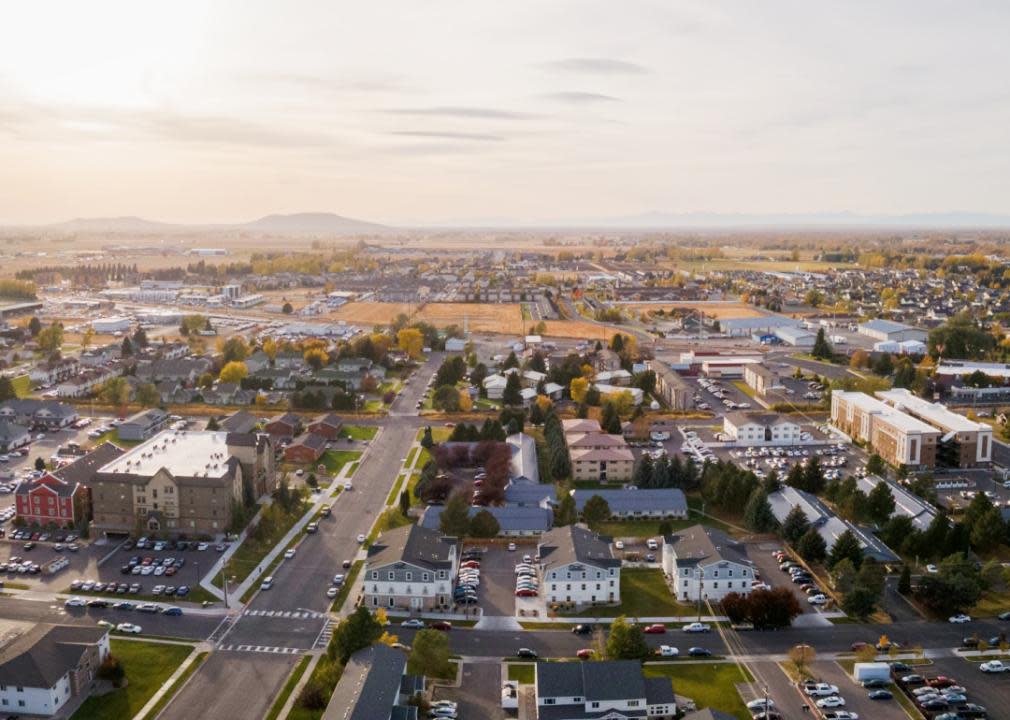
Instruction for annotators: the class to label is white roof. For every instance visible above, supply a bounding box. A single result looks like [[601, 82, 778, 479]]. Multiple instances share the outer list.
[[834, 391, 938, 434], [99, 430, 233, 479], [876, 388, 988, 433], [936, 361, 1010, 379]]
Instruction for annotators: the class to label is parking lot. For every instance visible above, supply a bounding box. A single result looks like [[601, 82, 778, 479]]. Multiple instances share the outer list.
[[935, 470, 1010, 514], [923, 656, 1010, 718], [0, 537, 107, 590], [432, 662, 505, 720], [467, 544, 522, 617], [746, 541, 818, 616], [808, 660, 907, 720]]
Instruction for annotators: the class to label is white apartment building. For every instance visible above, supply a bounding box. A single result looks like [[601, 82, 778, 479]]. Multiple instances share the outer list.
[[662, 525, 754, 602], [363, 524, 458, 611], [723, 411, 801, 446], [538, 525, 621, 608]]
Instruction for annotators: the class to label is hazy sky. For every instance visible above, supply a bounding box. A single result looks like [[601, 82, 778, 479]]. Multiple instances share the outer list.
[[2, 1, 1010, 225]]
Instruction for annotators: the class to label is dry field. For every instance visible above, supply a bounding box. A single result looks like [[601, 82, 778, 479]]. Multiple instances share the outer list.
[[621, 301, 768, 320]]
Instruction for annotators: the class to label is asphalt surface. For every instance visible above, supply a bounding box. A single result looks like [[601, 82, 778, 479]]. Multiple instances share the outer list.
[[435, 662, 505, 720]]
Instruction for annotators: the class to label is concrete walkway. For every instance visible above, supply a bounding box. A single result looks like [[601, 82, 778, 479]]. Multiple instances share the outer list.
[[475, 615, 522, 631], [130, 643, 210, 720]]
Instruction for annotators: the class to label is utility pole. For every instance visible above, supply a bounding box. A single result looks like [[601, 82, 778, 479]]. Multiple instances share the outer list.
[[696, 566, 703, 621]]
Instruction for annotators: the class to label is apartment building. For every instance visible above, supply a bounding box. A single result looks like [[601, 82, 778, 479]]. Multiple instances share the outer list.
[[117, 408, 169, 442], [876, 388, 991, 468], [649, 360, 694, 410], [538, 525, 621, 607], [321, 644, 425, 720], [534, 660, 677, 720], [661, 525, 754, 602], [563, 418, 634, 483], [742, 363, 776, 397], [831, 391, 939, 469], [90, 430, 265, 536], [363, 524, 458, 611], [15, 444, 123, 528], [723, 412, 801, 447]]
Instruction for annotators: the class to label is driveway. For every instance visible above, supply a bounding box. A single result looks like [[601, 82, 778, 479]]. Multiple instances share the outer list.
[[473, 545, 519, 618], [746, 541, 817, 616], [432, 662, 505, 720]]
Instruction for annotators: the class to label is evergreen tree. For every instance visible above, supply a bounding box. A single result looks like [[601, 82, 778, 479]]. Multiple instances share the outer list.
[[866, 481, 896, 525], [600, 401, 622, 434], [610, 334, 624, 353], [632, 454, 654, 488], [554, 493, 577, 527], [529, 401, 544, 426], [581, 495, 611, 530], [786, 463, 806, 490], [503, 351, 519, 370], [743, 488, 778, 533], [797, 527, 827, 563], [331, 606, 382, 663], [419, 426, 434, 449], [502, 372, 522, 406], [811, 328, 833, 360], [829, 529, 864, 569], [606, 616, 650, 660], [438, 491, 472, 537], [469, 509, 501, 538], [781, 504, 811, 544], [803, 456, 825, 494], [898, 564, 912, 595], [576, 402, 589, 419], [399, 490, 411, 519]]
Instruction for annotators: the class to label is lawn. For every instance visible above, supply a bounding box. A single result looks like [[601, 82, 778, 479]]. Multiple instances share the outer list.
[[972, 591, 1010, 616], [507, 663, 535, 683], [290, 654, 344, 720], [368, 508, 412, 543], [318, 450, 362, 475], [90, 429, 145, 448], [417, 426, 453, 443], [405, 446, 419, 468], [137, 650, 208, 720], [70, 639, 193, 720], [212, 500, 309, 589], [386, 473, 408, 506], [643, 662, 754, 720], [11, 374, 29, 398], [731, 380, 757, 399], [567, 568, 693, 618], [265, 655, 311, 720], [339, 425, 378, 441]]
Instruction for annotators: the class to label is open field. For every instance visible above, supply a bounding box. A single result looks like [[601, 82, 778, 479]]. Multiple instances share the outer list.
[[620, 301, 768, 319], [644, 663, 754, 720]]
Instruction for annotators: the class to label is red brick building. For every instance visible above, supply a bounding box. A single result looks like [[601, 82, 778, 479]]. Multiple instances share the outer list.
[[307, 413, 343, 440], [283, 433, 327, 464], [15, 475, 85, 527], [264, 412, 302, 439]]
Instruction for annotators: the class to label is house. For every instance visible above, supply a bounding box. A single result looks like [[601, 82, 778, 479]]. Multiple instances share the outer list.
[[244, 351, 271, 374], [15, 443, 123, 528], [594, 384, 644, 406], [538, 525, 621, 607], [767, 486, 899, 563], [219, 410, 259, 434], [0, 400, 78, 430], [363, 524, 458, 611], [321, 644, 424, 720], [29, 358, 80, 387], [117, 408, 170, 442], [507, 432, 539, 483], [523, 370, 548, 388], [571, 488, 688, 520], [283, 433, 328, 464], [543, 382, 565, 400], [662, 525, 754, 602], [264, 412, 302, 439], [595, 369, 632, 386], [90, 430, 266, 536], [56, 366, 119, 399], [135, 358, 211, 384], [831, 391, 939, 468], [595, 348, 622, 372], [445, 337, 467, 352], [274, 351, 304, 369], [224, 432, 277, 498], [876, 388, 991, 467], [419, 504, 553, 536], [504, 481, 556, 508], [857, 319, 927, 343], [307, 413, 343, 440], [534, 659, 677, 720], [0, 420, 29, 453], [0, 624, 110, 717], [483, 374, 508, 400], [722, 412, 801, 447]]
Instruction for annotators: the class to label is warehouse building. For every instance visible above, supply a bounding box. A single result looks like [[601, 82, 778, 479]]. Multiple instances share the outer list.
[[857, 319, 927, 344]]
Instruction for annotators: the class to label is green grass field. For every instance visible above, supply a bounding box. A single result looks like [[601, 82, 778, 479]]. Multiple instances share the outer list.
[[644, 662, 754, 720], [11, 374, 29, 398], [137, 651, 208, 720], [212, 501, 309, 589], [71, 640, 193, 720], [568, 568, 693, 617], [318, 449, 362, 475], [339, 425, 378, 441], [507, 663, 535, 683]]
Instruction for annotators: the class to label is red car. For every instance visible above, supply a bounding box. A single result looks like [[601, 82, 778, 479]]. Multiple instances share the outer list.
[[428, 621, 452, 632], [460, 561, 480, 569], [515, 588, 537, 597], [644, 624, 667, 634], [576, 649, 594, 660], [927, 676, 956, 688]]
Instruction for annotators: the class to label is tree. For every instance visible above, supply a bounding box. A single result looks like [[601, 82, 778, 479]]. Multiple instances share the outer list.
[[27, 316, 41, 337], [898, 564, 912, 595], [97, 655, 126, 688], [0, 377, 16, 403], [219, 361, 249, 385], [206, 416, 220, 431], [399, 490, 411, 519], [606, 616, 650, 660], [600, 401, 622, 434], [788, 644, 816, 677], [304, 348, 328, 371], [397, 328, 424, 359], [502, 373, 522, 406], [928, 313, 996, 360], [829, 529, 863, 569], [34, 457, 45, 472], [748, 587, 803, 629], [803, 456, 825, 494], [743, 488, 778, 533], [135, 383, 161, 407], [37, 323, 64, 354], [554, 493, 577, 527], [331, 606, 382, 663], [132, 327, 149, 349], [797, 527, 827, 563], [81, 326, 95, 348], [419, 427, 434, 449], [866, 481, 896, 526], [917, 552, 982, 614], [970, 506, 1005, 552], [432, 385, 461, 411], [581, 495, 611, 530], [99, 377, 131, 407], [811, 328, 833, 360], [282, 302, 293, 314], [439, 491, 472, 537], [570, 377, 589, 403], [469, 509, 500, 538], [865, 453, 887, 477], [408, 629, 453, 679], [781, 505, 811, 544], [850, 349, 870, 369]]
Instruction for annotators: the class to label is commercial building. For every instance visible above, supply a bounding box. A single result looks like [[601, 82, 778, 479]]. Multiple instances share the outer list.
[[720, 315, 800, 338], [774, 326, 816, 347], [538, 524, 621, 607], [857, 319, 927, 344], [723, 412, 801, 447], [363, 524, 458, 611], [662, 525, 754, 602], [90, 316, 132, 334], [650, 360, 694, 410], [321, 644, 424, 720], [563, 418, 634, 483], [90, 430, 268, 536], [116, 408, 169, 442], [534, 660, 677, 720], [0, 624, 110, 717], [571, 488, 687, 520], [876, 388, 991, 467], [831, 391, 939, 469]]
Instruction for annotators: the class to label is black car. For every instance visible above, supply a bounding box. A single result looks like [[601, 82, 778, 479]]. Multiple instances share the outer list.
[[688, 647, 711, 657], [342, 560, 352, 569], [120, 564, 132, 575], [572, 624, 593, 635], [862, 678, 888, 688], [86, 599, 109, 608], [868, 689, 893, 700], [958, 703, 988, 718], [999, 611, 1010, 621], [889, 662, 912, 673], [517, 648, 538, 659], [962, 636, 980, 648], [123, 539, 134, 550]]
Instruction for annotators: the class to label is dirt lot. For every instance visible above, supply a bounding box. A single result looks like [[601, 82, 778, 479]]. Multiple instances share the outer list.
[[622, 302, 769, 320]]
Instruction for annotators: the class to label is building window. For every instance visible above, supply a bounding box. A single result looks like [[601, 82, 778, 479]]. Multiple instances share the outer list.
[[371, 572, 378, 580]]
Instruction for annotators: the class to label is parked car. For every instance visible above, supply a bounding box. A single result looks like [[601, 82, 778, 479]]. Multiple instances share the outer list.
[[682, 622, 710, 633], [428, 621, 452, 631], [516, 648, 537, 659], [868, 690, 893, 700], [400, 619, 425, 629], [644, 624, 666, 634]]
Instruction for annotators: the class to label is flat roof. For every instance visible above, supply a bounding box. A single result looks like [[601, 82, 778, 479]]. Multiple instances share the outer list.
[[936, 360, 1010, 379], [834, 391, 939, 435], [876, 388, 987, 433], [99, 430, 233, 478]]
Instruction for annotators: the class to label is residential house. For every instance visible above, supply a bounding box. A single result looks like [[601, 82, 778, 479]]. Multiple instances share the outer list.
[[135, 357, 212, 385], [0, 624, 110, 717], [321, 644, 424, 720], [56, 366, 119, 399], [15, 443, 122, 528], [538, 525, 621, 607], [219, 411, 259, 434], [662, 525, 754, 602], [0, 420, 29, 453], [283, 433, 328, 464], [29, 358, 81, 387], [483, 374, 508, 400], [264, 412, 302, 439], [363, 524, 458, 611], [534, 660, 677, 720], [0, 400, 78, 430], [307, 413, 343, 440], [244, 351, 271, 374]]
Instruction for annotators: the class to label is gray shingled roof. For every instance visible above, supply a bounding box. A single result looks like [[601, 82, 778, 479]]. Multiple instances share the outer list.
[[418, 505, 553, 534], [321, 644, 409, 720], [0, 624, 108, 688], [666, 524, 750, 567], [367, 524, 457, 571], [538, 525, 620, 570], [571, 488, 687, 515]]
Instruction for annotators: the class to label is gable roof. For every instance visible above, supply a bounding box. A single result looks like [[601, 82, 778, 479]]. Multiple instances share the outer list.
[[539, 525, 620, 570], [321, 644, 411, 720], [0, 624, 108, 688], [572, 488, 687, 515], [220, 410, 258, 434], [367, 524, 457, 571], [666, 524, 750, 567]]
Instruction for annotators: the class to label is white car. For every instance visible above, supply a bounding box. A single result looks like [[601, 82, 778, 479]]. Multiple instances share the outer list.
[[614, 540, 625, 550], [326, 587, 338, 598], [822, 712, 858, 720], [682, 622, 710, 633], [926, 564, 938, 573], [357, 534, 366, 544], [657, 645, 679, 657], [401, 619, 425, 628], [344, 481, 353, 491], [746, 699, 775, 712], [949, 614, 972, 624], [261, 577, 274, 590], [816, 696, 846, 709], [284, 549, 296, 559], [64, 597, 86, 608], [981, 660, 1010, 673], [808, 594, 828, 605], [116, 623, 142, 634], [804, 683, 839, 697]]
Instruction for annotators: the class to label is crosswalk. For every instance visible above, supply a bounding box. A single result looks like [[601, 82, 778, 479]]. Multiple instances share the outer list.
[[242, 609, 328, 619], [314, 619, 333, 649], [207, 615, 237, 645], [219, 644, 304, 655]]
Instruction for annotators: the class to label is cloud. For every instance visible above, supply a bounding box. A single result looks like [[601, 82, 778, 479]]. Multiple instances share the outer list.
[[384, 106, 533, 120], [390, 130, 505, 142], [542, 91, 620, 104], [542, 57, 647, 75]]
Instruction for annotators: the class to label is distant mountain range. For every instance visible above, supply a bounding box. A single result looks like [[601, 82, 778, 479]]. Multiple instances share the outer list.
[[582, 211, 1010, 229], [10, 212, 389, 236]]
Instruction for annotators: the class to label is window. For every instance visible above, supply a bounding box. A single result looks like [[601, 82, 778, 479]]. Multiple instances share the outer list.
[[628, 700, 640, 707], [388, 572, 395, 580], [423, 573, 429, 581], [405, 572, 412, 581], [371, 572, 378, 580]]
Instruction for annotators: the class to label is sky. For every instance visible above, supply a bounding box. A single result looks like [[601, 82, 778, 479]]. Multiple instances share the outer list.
[[1, 0, 1010, 226]]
